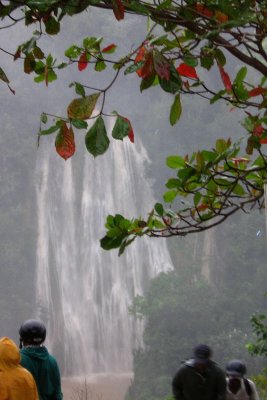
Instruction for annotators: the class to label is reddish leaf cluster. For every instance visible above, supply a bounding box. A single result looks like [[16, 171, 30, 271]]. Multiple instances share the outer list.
[[134, 46, 171, 80], [135, 46, 155, 79], [252, 124, 267, 144]]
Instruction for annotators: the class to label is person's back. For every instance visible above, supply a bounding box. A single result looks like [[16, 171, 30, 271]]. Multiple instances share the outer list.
[[172, 344, 226, 400], [225, 360, 260, 400], [19, 319, 63, 400], [0, 336, 38, 400]]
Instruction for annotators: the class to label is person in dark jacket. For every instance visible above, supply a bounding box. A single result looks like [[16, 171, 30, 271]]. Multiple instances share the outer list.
[[19, 319, 63, 400], [172, 344, 226, 400]]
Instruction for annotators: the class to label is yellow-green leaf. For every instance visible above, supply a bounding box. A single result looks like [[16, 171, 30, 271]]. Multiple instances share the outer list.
[[67, 93, 100, 120]]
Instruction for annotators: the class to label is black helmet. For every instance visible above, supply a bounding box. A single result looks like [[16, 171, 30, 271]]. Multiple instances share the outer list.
[[226, 359, 247, 377], [19, 319, 46, 345]]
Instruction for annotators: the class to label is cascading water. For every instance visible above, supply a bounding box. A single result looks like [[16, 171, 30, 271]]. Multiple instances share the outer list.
[[35, 134, 173, 377]]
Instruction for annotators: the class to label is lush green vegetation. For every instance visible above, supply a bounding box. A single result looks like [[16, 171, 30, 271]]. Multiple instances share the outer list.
[[126, 210, 267, 400]]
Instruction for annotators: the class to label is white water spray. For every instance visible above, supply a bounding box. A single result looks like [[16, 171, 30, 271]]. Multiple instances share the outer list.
[[35, 136, 173, 376]]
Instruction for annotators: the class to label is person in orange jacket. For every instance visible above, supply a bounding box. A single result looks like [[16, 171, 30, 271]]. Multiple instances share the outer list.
[[0, 336, 38, 400]]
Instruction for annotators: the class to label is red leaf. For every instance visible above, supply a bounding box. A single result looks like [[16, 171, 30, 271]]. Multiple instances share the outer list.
[[55, 123, 76, 160], [177, 63, 198, 79], [102, 44, 117, 53], [260, 138, 267, 144], [248, 87, 267, 97], [218, 65, 232, 92], [122, 117, 134, 143], [78, 51, 88, 71], [112, 0, 124, 20], [134, 47, 154, 79]]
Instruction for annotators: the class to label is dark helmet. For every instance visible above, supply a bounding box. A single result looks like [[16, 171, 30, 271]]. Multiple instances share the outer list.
[[19, 319, 46, 346], [226, 359, 247, 377]]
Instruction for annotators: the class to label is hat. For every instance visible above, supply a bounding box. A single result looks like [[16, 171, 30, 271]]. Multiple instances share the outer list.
[[193, 344, 211, 364]]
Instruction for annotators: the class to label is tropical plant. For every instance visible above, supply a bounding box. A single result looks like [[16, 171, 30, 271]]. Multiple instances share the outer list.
[[1, 1, 267, 253]]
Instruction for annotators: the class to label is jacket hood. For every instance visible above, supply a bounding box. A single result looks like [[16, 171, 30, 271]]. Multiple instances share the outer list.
[[0, 337, 21, 370], [21, 345, 49, 361]]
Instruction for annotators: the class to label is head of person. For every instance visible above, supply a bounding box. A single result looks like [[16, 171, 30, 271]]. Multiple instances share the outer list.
[[19, 319, 46, 348], [192, 344, 212, 371], [226, 359, 246, 391], [226, 359, 246, 380], [0, 337, 21, 370]]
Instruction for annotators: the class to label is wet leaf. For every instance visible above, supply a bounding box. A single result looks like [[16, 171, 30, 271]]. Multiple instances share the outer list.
[[85, 116, 110, 157], [67, 93, 100, 120], [55, 122, 76, 160]]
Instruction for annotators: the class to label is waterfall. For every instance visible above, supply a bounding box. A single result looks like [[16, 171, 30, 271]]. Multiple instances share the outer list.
[[35, 135, 173, 377]]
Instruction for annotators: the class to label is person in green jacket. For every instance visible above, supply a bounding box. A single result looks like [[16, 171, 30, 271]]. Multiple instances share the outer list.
[[172, 344, 226, 400], [19, 319, 63, 400]]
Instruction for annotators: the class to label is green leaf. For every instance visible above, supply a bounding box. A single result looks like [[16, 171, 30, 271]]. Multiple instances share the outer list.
[[234, 66, 247, 85], [75, 82, 86, 97], [100, 234, 125, 250], [95, 60, 106, 72], [183, 56, 198, 67], [65, 45, 81, 59], [112, 116, 130, 140], [39, 124, 60, 136], [154, 203, 164, 216], [216, 139, 228, 153], [214, 49, 226, 66], [166, 155, 185, 169], [44, 16, 60, 35], [140, 74, 157, 92], [71, 119, 88, 129], [232, 183, 246, 196], [163, 190, 178, 203], [210, 89, 226, 104], [170, 94, 182, 126], [194, 192, 202, 206], [85, 116, 110, 157], [166, 178, 181, 189]]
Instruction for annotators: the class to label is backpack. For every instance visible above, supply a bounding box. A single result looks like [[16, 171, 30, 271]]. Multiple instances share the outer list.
[[244, 378, 252, 397]]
